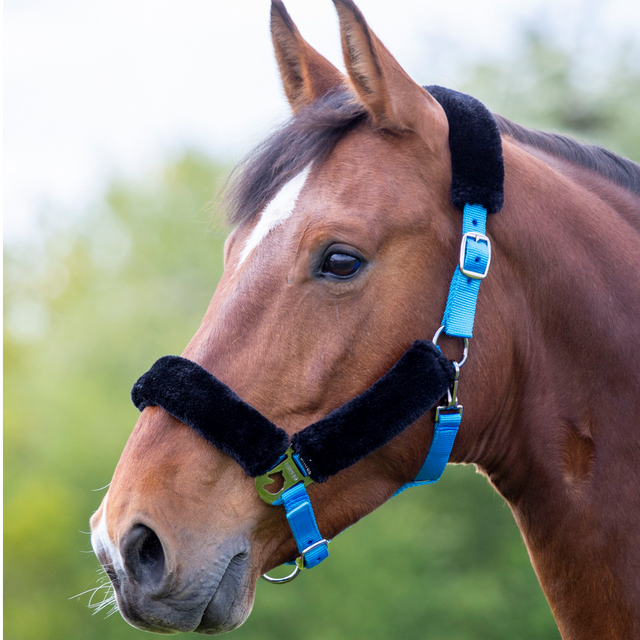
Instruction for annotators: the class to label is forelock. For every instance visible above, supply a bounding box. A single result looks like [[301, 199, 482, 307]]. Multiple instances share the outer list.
[[224, 90, 368, 226]]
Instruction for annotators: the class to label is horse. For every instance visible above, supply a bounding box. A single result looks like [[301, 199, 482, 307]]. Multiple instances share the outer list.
[[90, 0, 640, 637]]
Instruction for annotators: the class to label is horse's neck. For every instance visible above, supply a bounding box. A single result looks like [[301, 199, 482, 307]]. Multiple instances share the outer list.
[[476, 140, 640, 639]]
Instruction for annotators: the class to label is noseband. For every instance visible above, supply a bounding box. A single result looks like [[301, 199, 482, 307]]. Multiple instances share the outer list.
[[131, 87, 504, 583]]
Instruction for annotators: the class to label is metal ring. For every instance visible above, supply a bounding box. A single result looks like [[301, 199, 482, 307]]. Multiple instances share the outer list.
[[260, 562, 301, 584], [432, 326, 469, 369], [457, 339, 469, 368], [432, 325, 446, 346]]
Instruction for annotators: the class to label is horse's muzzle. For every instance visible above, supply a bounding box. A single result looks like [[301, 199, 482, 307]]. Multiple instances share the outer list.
[[92, 517, 254, 635]]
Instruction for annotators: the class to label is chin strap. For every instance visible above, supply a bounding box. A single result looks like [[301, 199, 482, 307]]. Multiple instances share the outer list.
[[258, 449, 329, 583], [282, 483, 329, 569]]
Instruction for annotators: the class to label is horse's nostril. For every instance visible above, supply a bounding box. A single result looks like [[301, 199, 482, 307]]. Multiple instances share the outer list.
[[122, 524, 166, 587], [140, 528, 164, 573]]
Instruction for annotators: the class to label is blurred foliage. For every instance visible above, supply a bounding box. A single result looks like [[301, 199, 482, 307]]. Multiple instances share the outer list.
[[4, 30, 639, 640], [462, 29, 640, 162]]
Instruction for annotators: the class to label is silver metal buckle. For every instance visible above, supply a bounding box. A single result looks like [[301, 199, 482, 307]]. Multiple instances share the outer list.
[[435, 404, 463, 421], [300, 539, 329, 562], [459, 232, 491, 280]]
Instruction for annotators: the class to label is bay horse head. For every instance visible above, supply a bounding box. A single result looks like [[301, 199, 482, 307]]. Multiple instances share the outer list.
[[91, 0, 640, 637]]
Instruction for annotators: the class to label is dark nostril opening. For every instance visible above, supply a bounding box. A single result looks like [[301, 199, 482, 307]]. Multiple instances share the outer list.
[[122, 524, 166, 587], [140, 529, 164, 569]]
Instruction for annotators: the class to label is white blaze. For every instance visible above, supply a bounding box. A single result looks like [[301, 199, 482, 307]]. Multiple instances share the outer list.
[[91, 491, 124, 573], [238, 165, 311, 265]]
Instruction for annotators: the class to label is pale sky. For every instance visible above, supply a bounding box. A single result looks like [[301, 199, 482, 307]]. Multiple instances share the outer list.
[[4, 0, 640, 242]]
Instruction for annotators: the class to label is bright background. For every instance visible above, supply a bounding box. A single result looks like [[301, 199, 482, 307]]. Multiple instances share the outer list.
[[4, 1, 640, 639]]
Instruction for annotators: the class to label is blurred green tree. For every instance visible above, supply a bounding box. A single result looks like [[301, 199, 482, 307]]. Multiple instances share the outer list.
[[462, 30, 640, 161], [4, 32, 638, 640]]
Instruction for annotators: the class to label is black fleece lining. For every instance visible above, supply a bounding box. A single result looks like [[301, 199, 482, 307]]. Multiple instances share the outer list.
[[292, 341, 455, 482], [132, 341, 454, 482], [427, 86, 504, 214], [131, 356, 289, 477]]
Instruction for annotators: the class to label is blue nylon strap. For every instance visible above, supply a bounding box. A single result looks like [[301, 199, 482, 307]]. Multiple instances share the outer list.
[[281, 483, 329, 569], [441, 204, 489, 339], [413, 409, 462, 482], [394, 204, 491, 497], [392, 408, 462, 497]]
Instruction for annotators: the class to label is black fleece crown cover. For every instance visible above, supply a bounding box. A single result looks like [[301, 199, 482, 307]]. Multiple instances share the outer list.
[[427, 86, 504, 214], [132, 341, 455, 482]]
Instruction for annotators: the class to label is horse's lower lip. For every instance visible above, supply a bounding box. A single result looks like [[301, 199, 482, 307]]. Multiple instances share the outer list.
[[195, 550, 253, 634], [110, 545, 252, 635]]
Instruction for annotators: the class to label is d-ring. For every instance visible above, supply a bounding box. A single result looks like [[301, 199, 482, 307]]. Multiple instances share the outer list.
[[260, 560, 302, 584], [432, 325, 469, 368]]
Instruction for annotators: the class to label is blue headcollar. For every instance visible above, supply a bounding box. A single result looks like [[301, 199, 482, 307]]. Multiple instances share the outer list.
[[131, 86, 504, 581]]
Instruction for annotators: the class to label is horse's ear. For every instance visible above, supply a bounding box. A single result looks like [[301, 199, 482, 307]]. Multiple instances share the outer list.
[[332, 0, 447, 146], [271, 0, 347, 113]]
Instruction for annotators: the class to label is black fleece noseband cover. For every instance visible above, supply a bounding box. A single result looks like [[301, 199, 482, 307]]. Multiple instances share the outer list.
[[131, 356, 288, 477], [292, 341, 454, 482], [132, 341, 454, 482]]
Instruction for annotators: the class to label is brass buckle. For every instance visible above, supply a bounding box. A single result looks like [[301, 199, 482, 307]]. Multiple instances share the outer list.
[[255, 447, 312, 505]]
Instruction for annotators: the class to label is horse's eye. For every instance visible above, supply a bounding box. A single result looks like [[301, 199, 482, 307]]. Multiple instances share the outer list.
[[322, 252, 361, 278]]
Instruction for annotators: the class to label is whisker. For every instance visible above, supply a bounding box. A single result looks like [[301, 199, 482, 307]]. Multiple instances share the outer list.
[[72, 566, 119, 619], [95, 559, 117, 569], [91, 592, 118, 616], [69, 584, 111, 600]]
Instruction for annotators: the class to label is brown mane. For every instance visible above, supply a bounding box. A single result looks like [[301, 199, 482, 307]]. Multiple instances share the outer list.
[[226, 90, 640, 227], [494, 114, 640, 197]]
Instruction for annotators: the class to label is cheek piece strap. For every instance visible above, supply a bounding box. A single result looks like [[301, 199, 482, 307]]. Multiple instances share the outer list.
[[131, 86, 504, 577]]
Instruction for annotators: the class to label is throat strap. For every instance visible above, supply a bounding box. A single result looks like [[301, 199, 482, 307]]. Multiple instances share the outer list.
[[415, 408, 464, 482]]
